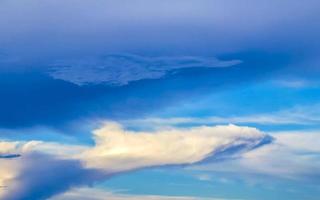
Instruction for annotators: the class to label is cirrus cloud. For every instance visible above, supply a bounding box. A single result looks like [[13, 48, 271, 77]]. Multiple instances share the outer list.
[[48, 54, 241, 86], [189, 130, 320, 182]]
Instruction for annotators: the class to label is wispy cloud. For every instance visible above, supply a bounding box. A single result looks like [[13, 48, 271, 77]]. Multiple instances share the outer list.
[[272, 79, 311, 89], [51, 187, 235, 200], [124, 104, 320, 128], [48, 54, 241, 86], [189, 130, 320, 181]]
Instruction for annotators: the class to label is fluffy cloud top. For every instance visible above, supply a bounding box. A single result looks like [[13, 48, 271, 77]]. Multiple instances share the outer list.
[[81, 123, 269, 172], [49, 54, 241, 86]]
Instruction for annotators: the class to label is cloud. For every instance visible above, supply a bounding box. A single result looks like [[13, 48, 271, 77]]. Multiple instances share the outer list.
[[0, 153, 104, 200], [81, 122, 270, 172], [0, 141, 21, 154], [0, 141, 100, 200], [123, 103, 320, 128], [0, 158, 17, 189], [0, 154, 20, 159], [0, 124, 270, 172], [0, 140, 41, 153], [48, 54, 241, 86], [49, 187, 240, 200], [272, 79, 311, 89], [0, 52, 281, 130], [189, 130, 320, 181], [239, 131, 320, 179], [0, 122, 270, 199], [50, 187, 230, 200], [196, 174, 212, 182]]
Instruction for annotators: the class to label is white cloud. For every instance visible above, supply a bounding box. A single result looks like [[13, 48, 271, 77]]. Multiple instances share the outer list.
[[272, 79, 311, 88], [81, 122, 268, 172], [0, 141, 20, 154], [239, 131, 320, 179], [0, 123, 320, 200], [189, 130, 320, 181], [0, 123, 269, 173], [0, 140, 87, 159], [0, 140, 42, 158], [196, 174, 212, 181], [123, 115, 301, 127], [52, 188, 194, 200], [48, 54, 241, 86], [51, 187, 235, 200], [124, 103, 320, 128], [0, 159, 18, 189], [0, 153, 103, 200], [0, 122, 270, 199]]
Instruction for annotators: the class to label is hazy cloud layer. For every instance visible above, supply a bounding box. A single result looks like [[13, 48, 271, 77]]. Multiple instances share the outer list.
[[190, 131, 320, 181], [48, 54, 241, 86], [51, 187, 224, 200], [123, 103, 320, 129]]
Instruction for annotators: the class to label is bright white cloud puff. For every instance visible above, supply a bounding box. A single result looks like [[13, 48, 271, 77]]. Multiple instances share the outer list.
[[81, 122, 268, 172]]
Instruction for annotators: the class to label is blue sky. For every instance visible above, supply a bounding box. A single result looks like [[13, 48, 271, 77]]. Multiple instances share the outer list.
[[0, 1, 320, 200]]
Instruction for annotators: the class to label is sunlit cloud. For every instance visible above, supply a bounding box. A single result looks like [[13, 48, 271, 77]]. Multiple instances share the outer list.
[[0, 122, 270, 199], [81, 122, 268, 172]]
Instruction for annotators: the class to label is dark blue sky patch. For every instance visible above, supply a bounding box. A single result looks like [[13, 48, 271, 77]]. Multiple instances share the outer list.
[[0, 51, 296, 133]]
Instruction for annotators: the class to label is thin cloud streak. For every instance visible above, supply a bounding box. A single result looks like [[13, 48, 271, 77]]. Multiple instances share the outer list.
[[124, 104, 320, 128], [51, 187, 240, 200], [189, 130, 320, 181]]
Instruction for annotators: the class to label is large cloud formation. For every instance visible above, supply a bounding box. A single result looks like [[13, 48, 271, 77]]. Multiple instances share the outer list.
[[0, 123, 270, 200], [82, 123, 270, 172]]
